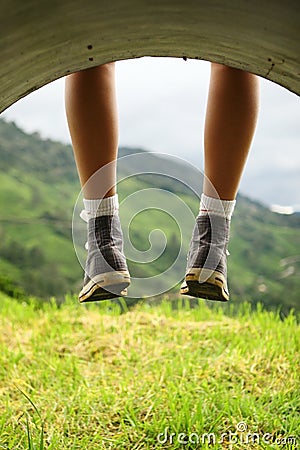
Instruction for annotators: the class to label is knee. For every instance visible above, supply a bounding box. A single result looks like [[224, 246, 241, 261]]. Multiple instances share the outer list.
[[97, 62, 115, 72], [67, 62, 115, 80], [211, 62, 239, 74], [211, 62, 256, 79]]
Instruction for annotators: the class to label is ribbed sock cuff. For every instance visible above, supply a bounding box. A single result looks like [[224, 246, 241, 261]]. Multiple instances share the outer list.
[[199, 193, 236, 220], [83, 194, 119, 217]]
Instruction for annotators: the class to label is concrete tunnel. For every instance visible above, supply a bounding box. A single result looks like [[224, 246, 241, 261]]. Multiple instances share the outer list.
[[0, 0, 299, 114]]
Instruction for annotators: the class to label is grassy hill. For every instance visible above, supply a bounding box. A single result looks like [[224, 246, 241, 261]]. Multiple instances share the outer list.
[[0, 118, 299, 313], [0, 296, 299, 449]]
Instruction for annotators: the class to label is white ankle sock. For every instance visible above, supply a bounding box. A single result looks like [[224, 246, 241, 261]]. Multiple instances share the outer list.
[[83, 194, 119, 218], [199, 193, 236, 220]]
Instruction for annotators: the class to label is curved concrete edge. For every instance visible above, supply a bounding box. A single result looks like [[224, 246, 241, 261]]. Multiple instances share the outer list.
[[0, 0, 299, 113]]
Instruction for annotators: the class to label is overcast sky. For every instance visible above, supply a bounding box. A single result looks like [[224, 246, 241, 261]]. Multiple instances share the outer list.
[[1, 57, 299, 210]]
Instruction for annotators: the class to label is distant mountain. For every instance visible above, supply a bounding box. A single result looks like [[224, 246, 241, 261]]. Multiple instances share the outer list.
[[0, 118, 299, 314]]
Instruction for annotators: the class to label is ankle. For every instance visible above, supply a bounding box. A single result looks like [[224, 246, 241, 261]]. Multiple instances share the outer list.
[[83, 194, 119, 218], [199, 193, 236, 220]]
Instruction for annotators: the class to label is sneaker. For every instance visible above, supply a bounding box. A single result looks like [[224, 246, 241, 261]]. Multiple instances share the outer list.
[[79, 214, 130, 303], [180, 214, 230, 301]]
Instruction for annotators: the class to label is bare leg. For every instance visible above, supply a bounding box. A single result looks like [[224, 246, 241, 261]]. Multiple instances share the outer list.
[[182, 64, 259, 301], [65, 63, 118, 199], [204, 63, 259, 200], [65, 63, 130, 303]]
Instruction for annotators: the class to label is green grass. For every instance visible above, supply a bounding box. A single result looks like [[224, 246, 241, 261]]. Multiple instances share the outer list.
[[0, 294, 299, 449]]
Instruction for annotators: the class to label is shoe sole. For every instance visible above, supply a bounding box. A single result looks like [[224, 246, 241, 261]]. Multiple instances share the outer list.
[[79, 271, 131, 303], [180, 268, 229, 302]]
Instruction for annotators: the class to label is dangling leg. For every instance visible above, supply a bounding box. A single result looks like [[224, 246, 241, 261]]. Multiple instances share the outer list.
[[203, 63, 259, 200], [181, 63, 259, 301], [65, 64, 130, 302]]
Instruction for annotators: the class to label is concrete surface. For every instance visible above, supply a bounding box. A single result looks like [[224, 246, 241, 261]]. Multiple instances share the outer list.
[[0, 0, 299, 113]]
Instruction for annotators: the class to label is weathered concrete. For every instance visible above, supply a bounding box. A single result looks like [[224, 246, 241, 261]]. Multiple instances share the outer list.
[[0, 0, 299, 112]]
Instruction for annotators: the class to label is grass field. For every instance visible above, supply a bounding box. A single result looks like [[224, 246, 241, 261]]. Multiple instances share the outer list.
[[0, 294, 299, 449]]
